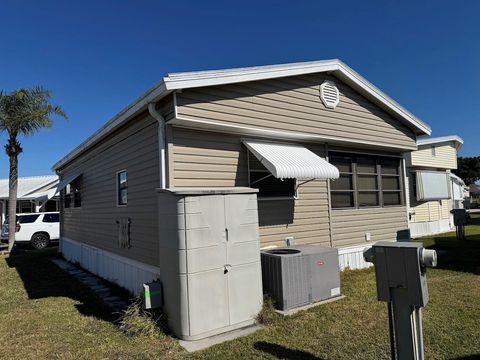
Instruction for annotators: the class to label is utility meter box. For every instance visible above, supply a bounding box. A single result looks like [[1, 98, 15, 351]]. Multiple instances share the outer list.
[[368, 242, 433, 307], [451, 208, 467, 226]]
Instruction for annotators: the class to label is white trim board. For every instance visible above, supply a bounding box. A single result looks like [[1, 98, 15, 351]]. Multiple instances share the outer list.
[[53, 59, 431, 171], [170, 116, 418, 152]]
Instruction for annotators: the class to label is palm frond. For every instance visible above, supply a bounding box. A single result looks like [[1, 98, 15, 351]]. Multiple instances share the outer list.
[[0, 86, 67, 138]]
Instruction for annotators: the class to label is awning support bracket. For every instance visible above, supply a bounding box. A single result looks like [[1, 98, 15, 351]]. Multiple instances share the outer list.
[[250, 173, 273, 186], [296, 178, 315, 190]]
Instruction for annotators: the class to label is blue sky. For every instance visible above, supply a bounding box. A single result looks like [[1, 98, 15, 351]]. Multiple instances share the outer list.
[[0, 0, 479, 177]]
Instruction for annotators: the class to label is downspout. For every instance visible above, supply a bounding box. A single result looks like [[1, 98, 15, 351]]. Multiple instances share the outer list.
[[148, 103, 167, 189]]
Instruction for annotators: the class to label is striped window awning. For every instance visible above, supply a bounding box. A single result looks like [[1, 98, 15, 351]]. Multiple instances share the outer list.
[[47, 172, 82, 200], [243, 141, 339, 180]]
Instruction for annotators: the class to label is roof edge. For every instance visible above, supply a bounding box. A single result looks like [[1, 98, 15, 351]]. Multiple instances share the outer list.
[[53, 59, 432, 171], [417, 135, 464, 150]]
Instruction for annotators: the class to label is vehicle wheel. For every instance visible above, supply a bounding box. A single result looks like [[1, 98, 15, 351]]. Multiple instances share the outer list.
[[31, 233, 50, 250]]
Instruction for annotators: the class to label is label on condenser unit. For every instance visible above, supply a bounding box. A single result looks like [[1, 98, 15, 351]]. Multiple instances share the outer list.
[[331, 287, 341, 297]]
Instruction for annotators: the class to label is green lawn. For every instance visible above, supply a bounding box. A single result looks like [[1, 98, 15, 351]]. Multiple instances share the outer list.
[[1, 216, 479, 360]]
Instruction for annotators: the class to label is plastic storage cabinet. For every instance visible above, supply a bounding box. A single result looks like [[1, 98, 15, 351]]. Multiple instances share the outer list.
[[157, 188, 263, 341]]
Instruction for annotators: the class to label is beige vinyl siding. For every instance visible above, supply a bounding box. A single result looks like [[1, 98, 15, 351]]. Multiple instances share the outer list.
[[411, 200, 450, 222], [408, 143, 458, 169], [57, 112, 160, 266], [175, 73, 417, 150], [331, 207, 408, 247], [170, 128, 331, 248]]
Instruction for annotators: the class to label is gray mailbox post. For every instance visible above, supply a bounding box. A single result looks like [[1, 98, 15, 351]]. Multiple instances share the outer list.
[[364, 242, 437, 360], [451, 208, 467, 240]]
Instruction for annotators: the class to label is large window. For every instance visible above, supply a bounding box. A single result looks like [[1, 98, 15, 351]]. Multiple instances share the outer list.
[[248, 152, 296, 199], [117, 170, 128, 206], [330, 153, 403, 209]]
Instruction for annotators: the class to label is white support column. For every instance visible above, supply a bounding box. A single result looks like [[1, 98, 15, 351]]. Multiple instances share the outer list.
[[35, 200, 42, 213], [1, 200, 6, 224]]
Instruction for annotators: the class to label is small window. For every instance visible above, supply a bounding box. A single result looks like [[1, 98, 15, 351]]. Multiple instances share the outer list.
[[248, 153, 296, 199], [117, 170, 128, 206], [63, 185, 71, 209], [43, 213, 59, 223], [431, 146, 436, 156], [17, 215, 40, 224], [63, 177, 82, 209], [71, 177, 82, 207]]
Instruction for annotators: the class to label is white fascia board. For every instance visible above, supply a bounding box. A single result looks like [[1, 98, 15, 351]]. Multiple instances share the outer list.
[[333, 62, 431, 136], [416, 135, 464, 150], [163, 60, 340, 90]]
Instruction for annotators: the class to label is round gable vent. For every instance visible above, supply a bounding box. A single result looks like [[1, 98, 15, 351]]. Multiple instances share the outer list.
[[320, 80, 340, 109]]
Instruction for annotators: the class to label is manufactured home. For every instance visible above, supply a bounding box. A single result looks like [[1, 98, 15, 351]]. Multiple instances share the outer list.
[[0, 175, 60, 224], [405, 136, 464, 237], [52, 59, 433, 339]]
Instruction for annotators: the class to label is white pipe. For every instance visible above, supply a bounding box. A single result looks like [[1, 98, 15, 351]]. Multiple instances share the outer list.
[[148, 103, 166, 189]]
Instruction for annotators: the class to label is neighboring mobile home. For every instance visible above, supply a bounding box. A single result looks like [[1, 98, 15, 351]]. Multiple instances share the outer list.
[[52, 59, 432, 310], [405, 136, 464, 237], [0, 175, 60, 224]]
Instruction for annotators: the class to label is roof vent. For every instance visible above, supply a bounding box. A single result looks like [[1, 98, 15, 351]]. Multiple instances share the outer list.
[[320, 80, 340, 109]]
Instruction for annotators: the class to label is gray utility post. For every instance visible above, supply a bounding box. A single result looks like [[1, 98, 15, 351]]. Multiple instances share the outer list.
[[364, 242, 437, 360], [451, 209, 467, 240]]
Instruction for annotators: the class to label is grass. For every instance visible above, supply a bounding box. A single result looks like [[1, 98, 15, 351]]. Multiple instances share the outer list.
[[1, 217, 479, 359]]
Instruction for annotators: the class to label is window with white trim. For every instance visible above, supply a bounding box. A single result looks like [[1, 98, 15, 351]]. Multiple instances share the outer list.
[[117, 170, 128, 206], [329, 153, 403, 209]]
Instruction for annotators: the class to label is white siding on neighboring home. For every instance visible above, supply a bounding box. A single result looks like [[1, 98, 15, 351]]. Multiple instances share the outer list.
[[407, 143, 458, 169]]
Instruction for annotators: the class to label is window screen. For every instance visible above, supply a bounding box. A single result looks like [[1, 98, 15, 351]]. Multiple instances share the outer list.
[[330, 153, 403, 209]]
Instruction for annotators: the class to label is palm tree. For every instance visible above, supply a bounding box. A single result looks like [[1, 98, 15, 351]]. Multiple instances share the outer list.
[[0, 87, 66, 252]]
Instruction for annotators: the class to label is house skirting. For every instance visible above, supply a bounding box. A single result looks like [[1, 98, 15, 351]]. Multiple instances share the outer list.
[[338, 244, 373, 270], [60, 237, 160, 295], [410, 218, 453, 238], [61, 238, 375, 298]]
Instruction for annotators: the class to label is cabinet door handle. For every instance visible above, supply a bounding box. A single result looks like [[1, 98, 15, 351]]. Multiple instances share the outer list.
[[225, 228, 229, 242], [224, 264, 232, 274]]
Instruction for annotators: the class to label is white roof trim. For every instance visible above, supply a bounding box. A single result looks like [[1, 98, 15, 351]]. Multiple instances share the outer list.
[[450, 173, 465, 186], [53, 59, 432, 171], [243, 140, 339, 180], [416, 135, 464, 150]]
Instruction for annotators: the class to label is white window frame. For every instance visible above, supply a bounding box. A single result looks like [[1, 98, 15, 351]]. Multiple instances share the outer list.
[[116, 170, 128, 207]]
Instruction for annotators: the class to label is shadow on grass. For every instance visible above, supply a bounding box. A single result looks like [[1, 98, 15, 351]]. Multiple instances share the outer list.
[[254, 341, 324, 360], [5, 248, 118, 324], [420, 214, 480, 275], [451, 356, 480, 360]]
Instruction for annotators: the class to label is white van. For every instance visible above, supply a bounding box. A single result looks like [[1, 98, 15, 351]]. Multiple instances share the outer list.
[[1, 212, 60, 249]]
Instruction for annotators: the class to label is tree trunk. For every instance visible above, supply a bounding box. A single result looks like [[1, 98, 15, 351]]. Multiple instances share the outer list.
[[7, 153, 18, 252], [6, 137, 21, 253]]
